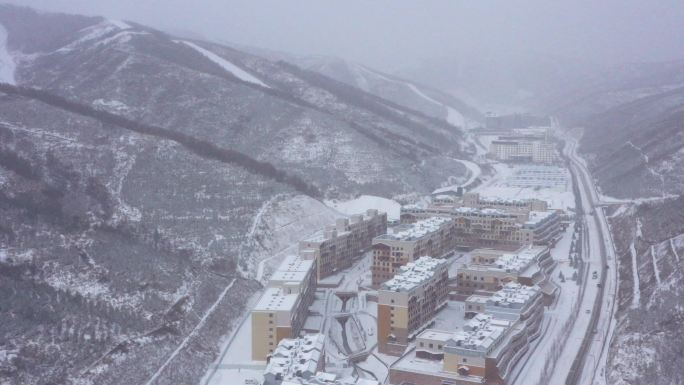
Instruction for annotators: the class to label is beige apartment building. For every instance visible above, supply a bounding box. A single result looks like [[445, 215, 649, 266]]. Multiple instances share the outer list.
[[377, 256, 449, 355], [461, 192, 548, 212], [252, 255, 316, 361], [299, 209, 387, 280], [456, 246, 554, 295], [400, 204, 561, 250], [390, 284, 544, 385], [371, 216, 455, 285]]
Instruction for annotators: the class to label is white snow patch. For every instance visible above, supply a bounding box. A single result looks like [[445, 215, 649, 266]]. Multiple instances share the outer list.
[[325, 195, 400, 221], [178, 41, 270, 88], [108, 20, 131, 30], [406, 83, 465, 127], [629, 241, 641, 309], [0, 24, 16, 84], [650, 245, 661, 286], [671, 236, 682, 262], [357, 65, 466, 127], [93, 99, 130, 113]]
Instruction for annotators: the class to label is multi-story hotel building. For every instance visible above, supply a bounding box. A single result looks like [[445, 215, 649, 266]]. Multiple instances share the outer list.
[[390, 284, 544, 385], [377, 256, 449, 355], [455, 246, 554, 295], [299, 209, 387, 280], [371, 217, 455, 285], [252, 255, 316, 361], [489, 136, 557, 164]]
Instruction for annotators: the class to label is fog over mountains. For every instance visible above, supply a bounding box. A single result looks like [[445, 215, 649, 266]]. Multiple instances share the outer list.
[[0, 2, 683, 385]]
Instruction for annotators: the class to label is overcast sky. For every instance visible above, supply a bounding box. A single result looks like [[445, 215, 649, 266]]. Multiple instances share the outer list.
[[7, 0, 684, 70]]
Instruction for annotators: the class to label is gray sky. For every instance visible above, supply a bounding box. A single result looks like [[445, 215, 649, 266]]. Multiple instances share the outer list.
[[7, 0, 684, 70]]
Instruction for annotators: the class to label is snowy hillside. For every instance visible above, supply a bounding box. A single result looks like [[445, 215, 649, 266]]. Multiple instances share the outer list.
[[0, 4, 474, 385]]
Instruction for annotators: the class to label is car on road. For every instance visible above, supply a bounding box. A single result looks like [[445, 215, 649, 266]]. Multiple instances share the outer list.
[[592, 271, 598, 279], [585, 309, 591, 314]]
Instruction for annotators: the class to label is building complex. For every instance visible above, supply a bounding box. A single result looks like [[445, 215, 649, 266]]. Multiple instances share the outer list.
[[400, 194, 561, 250]]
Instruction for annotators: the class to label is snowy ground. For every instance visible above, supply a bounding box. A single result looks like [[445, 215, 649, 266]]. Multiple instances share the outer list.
[[0, 23, 16, 84], [475, 163, 575, 211], [325, 195, 401, 221]]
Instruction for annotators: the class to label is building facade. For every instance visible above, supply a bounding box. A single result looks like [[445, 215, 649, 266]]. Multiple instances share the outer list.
[[252, 256, 316, 360], [299, 209, 387, 280], [456, 246, 553, 295], [371, 217, 455, 285], [377, 257, 449, 355]]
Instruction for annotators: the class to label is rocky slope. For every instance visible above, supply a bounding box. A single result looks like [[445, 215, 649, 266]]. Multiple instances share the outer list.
[[553, 61, 684, 385], [0, 4, 473, 385], [604, 197, 684, 385]]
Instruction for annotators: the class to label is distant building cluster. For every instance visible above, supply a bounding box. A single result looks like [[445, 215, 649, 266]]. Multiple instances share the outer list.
[[399, 192, 562, 255]]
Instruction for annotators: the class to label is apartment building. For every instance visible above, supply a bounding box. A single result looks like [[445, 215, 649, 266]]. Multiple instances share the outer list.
[[523, 210, 562, 246], [456, 246, 553, 295], [377, 256, 449, 355], [400, 204, 561, 249], [461, 192, 548, 212], [299, 209, 387, 280], [371, 217, 455, 285], [252, 256, 316, 361], [390, 284, 544, 385]]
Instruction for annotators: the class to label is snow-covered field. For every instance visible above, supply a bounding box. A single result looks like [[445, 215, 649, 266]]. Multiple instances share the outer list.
[[475, 163, 575, 211], [325, 195, 401, 221]]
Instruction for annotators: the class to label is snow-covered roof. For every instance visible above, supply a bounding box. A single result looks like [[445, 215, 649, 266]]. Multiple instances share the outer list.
[[487, 283, 540, 309], [381, 256, 447, 292], [452, 207, 516, 218], [264, 334, 325, 382], [444, 313, 512, 354], [253, 287, 299, 312], [375, 217, 452, 242], [269, 255, 314, 285], [524, 210, 556, 226]]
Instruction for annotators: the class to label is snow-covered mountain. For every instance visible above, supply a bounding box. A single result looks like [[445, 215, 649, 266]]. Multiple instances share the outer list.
[[237, 47, 483, 129], [0, 4, 474, 385]]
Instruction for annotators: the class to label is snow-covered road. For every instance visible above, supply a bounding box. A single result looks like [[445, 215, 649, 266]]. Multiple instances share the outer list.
[[560, 137, 619, 385]]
